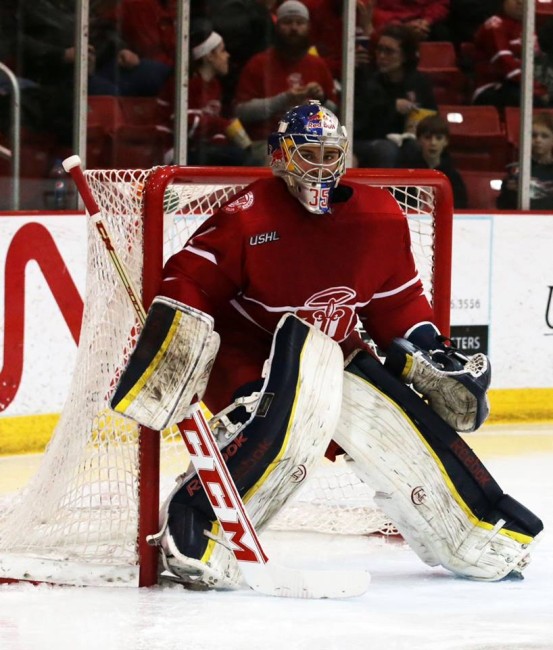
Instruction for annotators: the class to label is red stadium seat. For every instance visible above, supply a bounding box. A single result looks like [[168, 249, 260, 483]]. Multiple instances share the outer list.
[[536, 0, 553, 28], [118, 96, 166, 126], [87, 95, 124, 135], [86, 123, 110, 169], [439, 105, 511, 170], [504, 106, 522, 155], [111, 124, 171, 169], [418, 42, 468, 104], [459, 41, 477, 69], [418, 41, 457, 68], [460, 170, 503, 210], [88, 96, 173, 168]]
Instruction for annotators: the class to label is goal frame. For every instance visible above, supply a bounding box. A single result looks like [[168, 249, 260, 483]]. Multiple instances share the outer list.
[[137, 165, 453, 587], [0, 165, 452, 588]]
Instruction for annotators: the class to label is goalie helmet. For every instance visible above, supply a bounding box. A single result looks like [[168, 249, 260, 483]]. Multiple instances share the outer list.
[[268, 101, 348, 214]]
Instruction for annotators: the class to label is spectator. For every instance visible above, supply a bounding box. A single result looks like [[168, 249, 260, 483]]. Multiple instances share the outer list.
[[116, 0, 177, 68], [234, 0, 338, 164], [497, 112, 553, 210], [353, 23, 437, 167], [472, 0, 550, 108], [303, 0, 374, 83], [206, 0, 276, 113], [186, 23, 254, 165], [0, 2, 42, 139], [398, 114, 468, 209], [20, 0, 171, 97], [372, 0, 452, 42], [91, 0, 174, 98], [445, 0, 497, 47], [12, 0, 172, 148]]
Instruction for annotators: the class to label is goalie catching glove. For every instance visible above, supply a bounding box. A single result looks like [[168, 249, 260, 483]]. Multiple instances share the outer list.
[[384, 337, 491, 432]]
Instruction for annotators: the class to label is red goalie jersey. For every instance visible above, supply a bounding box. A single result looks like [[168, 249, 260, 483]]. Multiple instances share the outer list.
[[160, 176, 434, 413]]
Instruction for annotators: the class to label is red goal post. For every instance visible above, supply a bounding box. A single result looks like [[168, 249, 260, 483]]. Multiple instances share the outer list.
[[0, 166, 453, 589]]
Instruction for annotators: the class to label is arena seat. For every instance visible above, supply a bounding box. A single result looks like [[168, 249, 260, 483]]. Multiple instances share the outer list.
[[418, 42, 467, 104], [418, 41, 457, 68], [118, 96, 166, 126], [536, 0, 553, 28], [87, 95, 124, 134], [88, 96, 172, 168], [460, 170, 503, 210], [111, 124, 171, 169], [439, 105, 511, 170], [86, 123, 110, 169]]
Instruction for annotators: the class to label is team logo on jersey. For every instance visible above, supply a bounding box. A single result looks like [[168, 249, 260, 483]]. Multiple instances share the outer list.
[[222, 191, 254, 213], [297, 287, 357, 340], [249, 230, 280, 246]]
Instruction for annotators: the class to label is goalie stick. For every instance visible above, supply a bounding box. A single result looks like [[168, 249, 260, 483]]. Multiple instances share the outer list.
[[62, 155, 370, 599]]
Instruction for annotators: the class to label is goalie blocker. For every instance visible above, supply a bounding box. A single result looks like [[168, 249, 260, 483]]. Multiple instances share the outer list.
[[110, 296, 220, 430], [334, 350, 543, 581]]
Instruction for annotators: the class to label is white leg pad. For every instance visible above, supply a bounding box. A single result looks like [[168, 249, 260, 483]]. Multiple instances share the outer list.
[[334, 370, 539, 581], [156, 315, 344, 588]]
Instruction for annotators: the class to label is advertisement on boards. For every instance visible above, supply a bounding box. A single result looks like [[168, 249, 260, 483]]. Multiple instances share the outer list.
[[1, 211, 553, 438]]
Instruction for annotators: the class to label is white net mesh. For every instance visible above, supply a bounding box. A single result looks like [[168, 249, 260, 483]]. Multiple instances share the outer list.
[[0, 168, 446, 585]]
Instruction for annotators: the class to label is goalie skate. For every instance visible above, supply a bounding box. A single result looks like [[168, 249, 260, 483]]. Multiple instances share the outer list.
[[154, 517, 243, 590]]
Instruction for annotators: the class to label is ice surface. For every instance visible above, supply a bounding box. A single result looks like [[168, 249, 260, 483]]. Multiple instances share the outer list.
[[0, 431, 552, 650]]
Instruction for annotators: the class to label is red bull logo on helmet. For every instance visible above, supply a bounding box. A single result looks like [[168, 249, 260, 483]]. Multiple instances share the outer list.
[[306, 111, 324, 133], [306, 109, 340, 136]]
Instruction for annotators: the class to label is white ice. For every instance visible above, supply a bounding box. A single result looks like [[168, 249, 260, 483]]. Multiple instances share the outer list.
[[1, 427, 552, 650]]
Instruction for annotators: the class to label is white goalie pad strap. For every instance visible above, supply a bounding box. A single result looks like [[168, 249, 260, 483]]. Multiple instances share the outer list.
[[385, 338, 491, 432], [333, 370, 537, 581], [110, 296, 220, 430]]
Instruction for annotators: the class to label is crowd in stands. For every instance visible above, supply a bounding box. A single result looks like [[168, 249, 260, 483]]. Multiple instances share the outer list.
[[2, 0, 553, 210]]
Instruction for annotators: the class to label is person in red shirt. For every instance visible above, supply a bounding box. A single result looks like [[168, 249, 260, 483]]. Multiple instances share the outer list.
[[109, 101, 522, 591], [234, 0, 338, 163], [162, 21, 253, 165], [472, 0, 550, 107], [303, 0, 375, 82], [117, 0, 177, 67], [371, 0, 451, 41]]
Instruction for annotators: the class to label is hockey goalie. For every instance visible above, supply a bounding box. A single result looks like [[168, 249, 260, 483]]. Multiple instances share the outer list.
[[110, 101, 543, 590]]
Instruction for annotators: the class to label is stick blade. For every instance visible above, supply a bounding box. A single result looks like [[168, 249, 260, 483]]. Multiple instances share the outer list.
[[240, 562, 370, 599]]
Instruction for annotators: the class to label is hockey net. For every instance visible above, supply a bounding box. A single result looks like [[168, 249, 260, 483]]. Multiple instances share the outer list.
[[0, 166, 452, 587]]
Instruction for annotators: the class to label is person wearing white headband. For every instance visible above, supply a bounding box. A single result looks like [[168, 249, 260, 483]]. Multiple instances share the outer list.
[[186, 23, 253, 165], [192, 31, 224, 61]]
